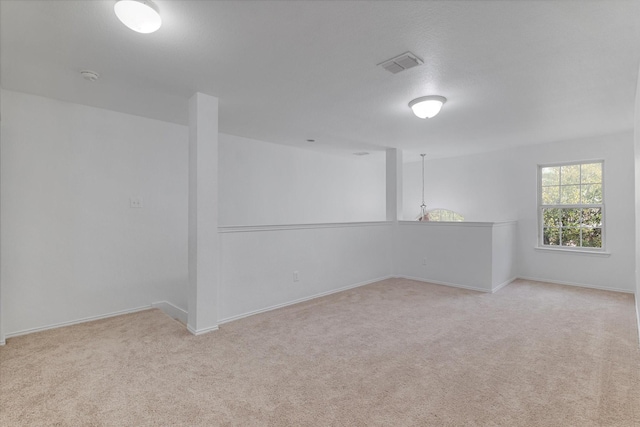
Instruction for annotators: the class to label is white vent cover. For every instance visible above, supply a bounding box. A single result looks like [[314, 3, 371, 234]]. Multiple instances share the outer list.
[[378, 52, 424, 74]]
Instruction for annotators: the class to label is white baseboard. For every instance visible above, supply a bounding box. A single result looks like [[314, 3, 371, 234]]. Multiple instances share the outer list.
[[151, 301, 187, 324], [0, 337, 5, 346], [395, 275, 492, 293], [218, 275, 393, 325], [635, 296, 640, 348], [517, 276, 634, 294], [4, 305, 152, 340], [492, 277, 517, 293], [186, 324, 219, 336]]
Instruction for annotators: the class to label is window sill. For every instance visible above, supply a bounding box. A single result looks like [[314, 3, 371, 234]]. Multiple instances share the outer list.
[[534, 246, 611, 257]]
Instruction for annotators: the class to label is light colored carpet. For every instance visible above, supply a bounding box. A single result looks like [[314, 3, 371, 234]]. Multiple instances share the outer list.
[[1, 278, 639, 426]]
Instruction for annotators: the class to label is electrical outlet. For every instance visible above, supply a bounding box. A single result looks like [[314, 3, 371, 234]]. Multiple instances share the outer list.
[[293, 271, 299, 282], [130, 197, 143, 208]]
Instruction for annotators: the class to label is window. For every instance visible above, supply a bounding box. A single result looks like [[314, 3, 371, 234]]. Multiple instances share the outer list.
[[538, 161, 603, 249]]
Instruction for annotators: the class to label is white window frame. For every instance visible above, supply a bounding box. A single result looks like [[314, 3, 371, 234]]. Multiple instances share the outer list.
[[537, 160, 605, 252]]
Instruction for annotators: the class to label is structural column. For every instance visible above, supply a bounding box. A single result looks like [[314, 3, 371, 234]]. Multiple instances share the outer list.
[[187, 93, 219, 335], [386, 148, 403, 222], [386, 148, 403, 276]]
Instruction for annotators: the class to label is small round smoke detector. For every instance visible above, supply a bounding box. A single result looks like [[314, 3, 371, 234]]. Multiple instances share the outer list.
[[80, 70, 100, 82]]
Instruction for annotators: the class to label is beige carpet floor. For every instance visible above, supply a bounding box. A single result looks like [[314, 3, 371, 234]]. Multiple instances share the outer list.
[[1, 278, 639, 426]]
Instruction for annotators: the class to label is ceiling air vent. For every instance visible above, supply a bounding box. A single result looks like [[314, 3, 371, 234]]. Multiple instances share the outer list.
[[378, 52, 424, 74]]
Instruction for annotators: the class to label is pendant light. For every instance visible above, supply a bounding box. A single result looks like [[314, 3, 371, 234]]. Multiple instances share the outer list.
[[418, 154, 428, 221]]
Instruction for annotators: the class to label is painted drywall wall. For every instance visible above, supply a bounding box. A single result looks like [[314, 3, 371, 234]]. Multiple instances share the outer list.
[[219, 134, 386, 226], [402, 151, 517, 222], [403, 132, 636, 292], [0, 90, 390, 337], [1, 89, 189, 336], [0, 88, 5, 344], [491, 222, 517, 289], [396, 221, 516, 292], [634, 64, 640, 337], [218, 223, 393, 322], [515, 133, 635, 292]]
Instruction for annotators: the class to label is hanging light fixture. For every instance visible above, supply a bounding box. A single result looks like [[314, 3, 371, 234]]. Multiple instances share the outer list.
[[114, 0, 162, 34], [418, 154, 428, 221], [409, 95, 447, 119]]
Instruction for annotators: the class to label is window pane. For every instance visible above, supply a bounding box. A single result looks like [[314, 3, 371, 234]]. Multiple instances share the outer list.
[[543, 228, 560, 245], [561, 164, 580, 185], [543, 208, 561, 227], [581, 184, 602, 204], [560, 185, 580, 204], [541, 167, 560, 186], [561, 208, 581, 227], [582, 208, 602, 227], [561, 228, 580, 247], [581, 163, 602, 184], [542, 186, 560, 204], [539, 161, 604, 250], [582, 228, 602, 248]]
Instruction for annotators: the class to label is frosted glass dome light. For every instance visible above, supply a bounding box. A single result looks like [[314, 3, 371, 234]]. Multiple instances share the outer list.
[[114, 0, 162, 34], [409, 95, 447, 119]]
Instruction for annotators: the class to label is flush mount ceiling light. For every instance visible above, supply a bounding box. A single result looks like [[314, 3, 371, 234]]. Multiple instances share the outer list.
[[80, 70, 100, 82], [409, 95, 447, 119], [114, 0, 162, 34]]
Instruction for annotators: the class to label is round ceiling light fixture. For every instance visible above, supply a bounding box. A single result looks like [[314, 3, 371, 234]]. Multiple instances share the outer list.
[[408, 95, 447, 119], [80, 70, 100, 82], [114, 0, 162, 34]]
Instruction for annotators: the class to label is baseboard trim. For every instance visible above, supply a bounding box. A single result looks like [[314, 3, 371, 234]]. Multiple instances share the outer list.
[[186, 324, 219, 336], [4, 305, 152, 340], [151, 301, 187, 325], [396, 275, 492, 293], [218, 275, 393, 325], [635, 296, 640, 348], [517, 276, 634, 294], [492, 277, 517, 293]]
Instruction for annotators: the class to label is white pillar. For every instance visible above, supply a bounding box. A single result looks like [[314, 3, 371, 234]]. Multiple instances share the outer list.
[[187, 93, 219, 335], [386, 148, 403, 221], [386, 148, 403, 277]]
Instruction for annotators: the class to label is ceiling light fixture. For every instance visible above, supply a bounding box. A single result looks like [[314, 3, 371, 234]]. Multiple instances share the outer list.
[[409, 95, 447, 119], [80, 70, 100, 82], [114, 0, 162, 34]]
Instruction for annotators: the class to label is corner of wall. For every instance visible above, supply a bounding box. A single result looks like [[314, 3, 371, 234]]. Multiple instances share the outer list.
[[634, 59, 640, 346]]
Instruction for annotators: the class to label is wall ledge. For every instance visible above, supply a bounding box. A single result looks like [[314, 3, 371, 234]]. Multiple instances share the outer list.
[[399, 220, 516, 228], [219, 221, 392, 233]]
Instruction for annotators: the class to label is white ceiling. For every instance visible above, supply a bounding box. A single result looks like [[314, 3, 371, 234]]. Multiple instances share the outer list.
[[2, 0, 640, 159]]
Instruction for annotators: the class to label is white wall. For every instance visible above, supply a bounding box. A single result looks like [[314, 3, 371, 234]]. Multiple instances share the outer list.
[[402, 151, 517, 222], [1, 89, 189, 336], [634, 64, 640, 337], [403, 131, 636, 292], [492, 222, 517, 289], [218, 223, 392, 322], [515, 132, 635, 292], [219, 134, 386, 226], [396, 221, 516, 292], [0, 90, 390, 338]]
